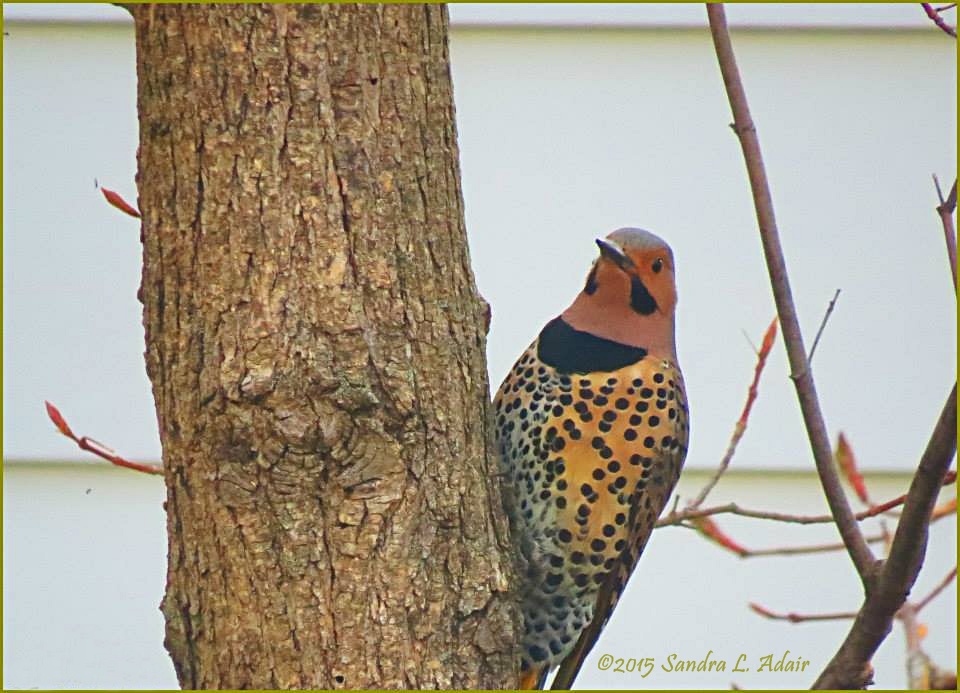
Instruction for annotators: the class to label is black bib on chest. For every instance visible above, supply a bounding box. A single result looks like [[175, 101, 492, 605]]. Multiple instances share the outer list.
[[536, 317, 647, 374]]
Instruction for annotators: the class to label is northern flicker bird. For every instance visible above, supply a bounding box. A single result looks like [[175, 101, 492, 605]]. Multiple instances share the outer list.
[[494, 228, 689, 690]]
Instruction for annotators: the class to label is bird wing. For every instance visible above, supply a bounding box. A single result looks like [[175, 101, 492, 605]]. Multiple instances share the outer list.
[[551, 437, 687, 690], [549, 575, 615, 689], [549, 498, 648, 690]]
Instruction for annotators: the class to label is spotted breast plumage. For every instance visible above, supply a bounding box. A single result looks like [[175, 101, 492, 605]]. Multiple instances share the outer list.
[[494, 228, 689, 689]]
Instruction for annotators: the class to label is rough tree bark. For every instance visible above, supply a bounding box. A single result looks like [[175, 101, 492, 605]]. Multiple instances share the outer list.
[[129, 4, 519, 688]]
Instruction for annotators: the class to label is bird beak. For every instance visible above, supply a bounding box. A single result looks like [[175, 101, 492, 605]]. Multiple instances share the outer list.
[[595, 238, 635, 271]]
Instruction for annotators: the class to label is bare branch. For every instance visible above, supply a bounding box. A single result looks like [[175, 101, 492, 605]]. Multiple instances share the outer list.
[[914, 565, 958, 613], [808, 289, 841, 363], [706, 3, 876, 581], [749, 602, 857, 623], [658, 471, 954, 528], [933, 175, 957, 291], [744, 533, 889, 559], [813, 384, 957, 689], [688, 318, 777, 509], [921, 2, 958, 37]]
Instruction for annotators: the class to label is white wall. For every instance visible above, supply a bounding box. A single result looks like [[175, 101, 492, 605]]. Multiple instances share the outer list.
[[3, 6, 956, 690], [4, 18, 956, 471]]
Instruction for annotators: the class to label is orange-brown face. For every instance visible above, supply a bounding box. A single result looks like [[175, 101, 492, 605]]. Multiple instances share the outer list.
[[586, 233, 677, 318], [562, 228, 678, 356]]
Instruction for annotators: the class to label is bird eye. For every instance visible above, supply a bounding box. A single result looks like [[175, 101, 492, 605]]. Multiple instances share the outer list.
[[652, 258, 664, 273]]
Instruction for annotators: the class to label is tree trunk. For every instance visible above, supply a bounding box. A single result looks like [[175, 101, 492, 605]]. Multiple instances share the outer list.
[[130, 4, 518, 688]]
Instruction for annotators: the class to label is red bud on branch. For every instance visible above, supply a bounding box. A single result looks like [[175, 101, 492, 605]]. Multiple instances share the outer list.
[[835, 432, 871, 505], [45, 400, 76, 439], [749, 602, 778, 619], [44, 401, 162, 475], [692, 516, 750, 557], [100, 187, 142, 218]]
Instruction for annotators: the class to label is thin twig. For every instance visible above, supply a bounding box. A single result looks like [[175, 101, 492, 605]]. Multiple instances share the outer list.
[[744, 533, 889, 558], [688, 318, 777, 509], [658, 471, 955, 528], [913, 565, 957, 613], [808, 289, 841, 362], [933, 175, 957, 290], [933, 174, 946, 204], [749, 602, 858, 623], [725, 508, 952, 558], [44, 401, 163, 475], [921, 2, 958, 37], [706, 3, 876, 583]]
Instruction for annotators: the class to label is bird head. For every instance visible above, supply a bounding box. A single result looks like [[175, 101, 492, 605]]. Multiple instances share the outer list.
[[562, 228, 679, 359]]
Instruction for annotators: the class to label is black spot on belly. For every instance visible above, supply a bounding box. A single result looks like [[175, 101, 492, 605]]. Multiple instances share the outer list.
[[537, 317, 647, 374]]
